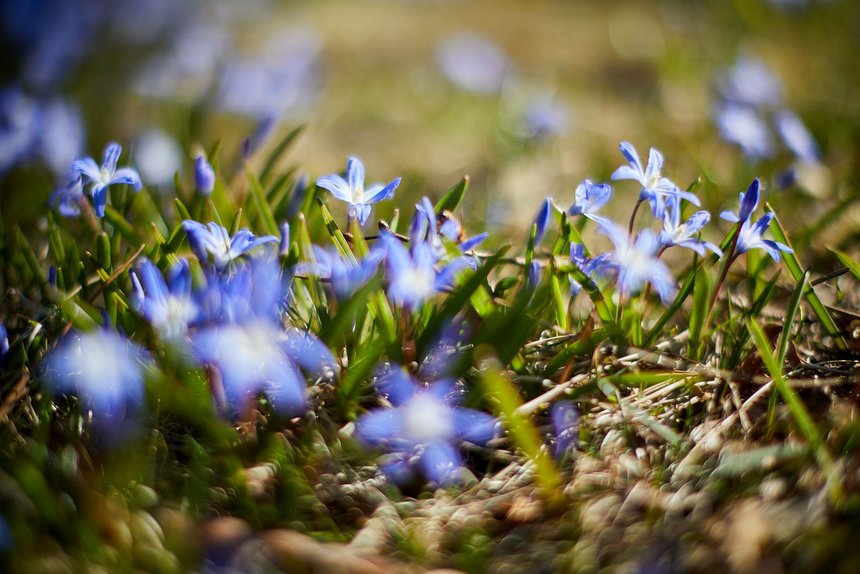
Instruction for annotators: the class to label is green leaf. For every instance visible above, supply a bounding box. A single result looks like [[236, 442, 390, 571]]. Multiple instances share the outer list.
[[104, 205, 144, 246], [479, 360, 561, 504], [832, 249, 860, 282], [434, 176, 469, 214], [767, 205, 846, 350], [777, 269, 807, 366], [259, 126, 304, 185], [245, 164, 280, 236], [687, 266, 710, 360], [747, 319, 831, 471]]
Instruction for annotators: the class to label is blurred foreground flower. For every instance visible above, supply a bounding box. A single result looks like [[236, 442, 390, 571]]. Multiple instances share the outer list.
[[131, 258, 198, 342], [316, 157, 401, 226], [355, 368, 497, 486], [41, 330, 149, 431], [72, 142, 142, 217], [600, 223, 676, 302]]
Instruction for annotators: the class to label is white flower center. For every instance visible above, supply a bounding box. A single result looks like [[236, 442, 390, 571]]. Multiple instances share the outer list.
[[403, 393, 454, 443]]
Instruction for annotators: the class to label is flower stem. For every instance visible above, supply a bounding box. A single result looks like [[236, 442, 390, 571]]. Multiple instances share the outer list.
[[628, 199, 644, 237], [703, 229, 740, 330]]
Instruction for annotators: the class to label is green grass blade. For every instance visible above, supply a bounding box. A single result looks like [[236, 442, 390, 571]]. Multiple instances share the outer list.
[[832, 249, 860, 282], [259, 126, 303, 185], [479, 360, 561, 504], [777, 269, 807, 366], [434, 175, 469, 214], [767, 204, 846, 350], [245, 164, 280, 236], [747, 319, 831, 470]]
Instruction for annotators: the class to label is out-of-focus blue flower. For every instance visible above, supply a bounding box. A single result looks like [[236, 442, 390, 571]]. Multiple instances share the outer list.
[[298, 246, 383, 300], [381, 231, 468, 309], [50, 176, 85, 217], [437, 33, 508, 95], [193, 322, 307, 416], [133, 129, 183, 189], [216, 28, 321, 124], [720, 179, 792, 261], [715, 105, 774, 160], [551, 400, 579, 460], [528, 260, 542, 290], [36, 97, 84, 177], [41, 330, 149, 427], [658, 198, 722, 257], [355, 367, 497, 486], [316, 157, 401, 226], [195, 154, 216, 196], [599, 223, 676, 302], [532, 197, 554, 244], [182, 221, 278, 270], [775, 110, 819, 164], [721, 56, 782, 108], [568, 243, 610, 295], [611, 141, 699, 218], [0, 323, 8, 363], [523, 96, 569, 140], [0, 87, 38, 174], [196, 256, 287, 325], [72, 142, 142, 218], [438, 214, 488, 254], [131, 258, 198, 341], [567, 179, 612, 226]]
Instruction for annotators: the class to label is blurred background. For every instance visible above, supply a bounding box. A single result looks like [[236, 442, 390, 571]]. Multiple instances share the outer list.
[[1, 0, 858, 247]]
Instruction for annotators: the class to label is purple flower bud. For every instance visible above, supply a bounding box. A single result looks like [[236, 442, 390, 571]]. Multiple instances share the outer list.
[[194, 154, 215, 196], [551, 400, 579, 459]]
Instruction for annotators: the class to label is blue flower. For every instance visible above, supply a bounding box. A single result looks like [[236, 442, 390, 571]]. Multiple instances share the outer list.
[[523, 95, 569, 140], [568, 243, 610, 295], [316, 157, 401, 226], [193, 322, 308, 416], [72, 142, 142, 217], [721, 56, 782, 108], [599, 223, 676, 302], [436, 33, 508, 94], [381, 231, 468, 309], [719, 178, 761, 224], [131, 258, 198, 341], [720, 179, 792, 261], [532, 197, 554, 244], [551, 400, 579, 460], [49, 176, 85, 217], [182, 220, 278, 270], [658, 198, 722, 257], [298, 246, 383, 300], [611, 141, 700, 218], [41, 330, 149, 429], [567, 179, 612, 226], [355, 367, 497, 486], [196, 257, 288, 325], [715, 104, 774, 160], [0, 323, 8, 363], [194, 154, 216, 196], [775, 110, 819, 164]]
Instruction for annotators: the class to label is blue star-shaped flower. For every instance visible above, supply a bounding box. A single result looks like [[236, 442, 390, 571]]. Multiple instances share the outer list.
[[567, 179, 612, 226], [355, 367, 497, 486], [72, 142, 142, 217], [720, 178, 792, 261], [658, 197, 722, 257], [316, 157, 400, 226], [599, 222, 676, 302], [181, 220, 278, 270], [611, 141, 700, 218], [130, 257, 199, 342]]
